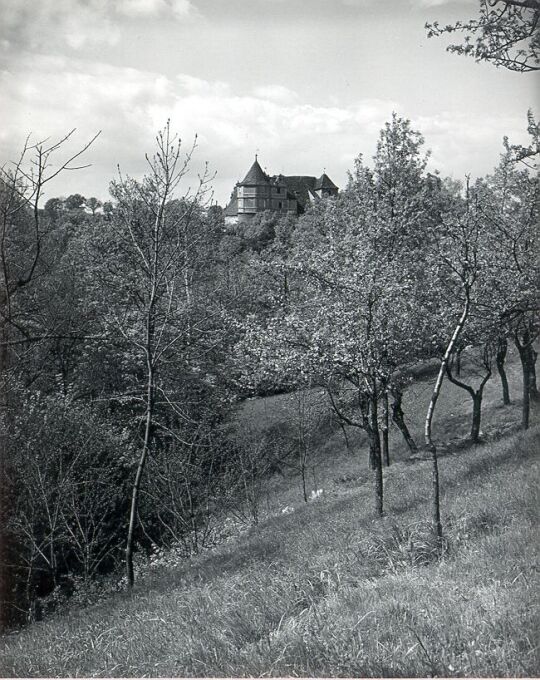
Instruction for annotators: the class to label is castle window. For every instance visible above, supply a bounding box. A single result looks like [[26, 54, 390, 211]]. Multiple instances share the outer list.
[[278, 201, 283, 209]]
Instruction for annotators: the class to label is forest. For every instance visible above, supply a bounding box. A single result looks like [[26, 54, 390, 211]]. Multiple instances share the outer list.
[[0, 106, 538, 632]]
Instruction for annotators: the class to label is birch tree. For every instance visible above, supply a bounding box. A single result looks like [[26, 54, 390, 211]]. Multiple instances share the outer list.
[[424, 182, 484, 542]]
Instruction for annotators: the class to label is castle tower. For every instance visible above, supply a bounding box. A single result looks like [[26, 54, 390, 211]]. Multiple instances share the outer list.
[[236, 157, 270, 222]]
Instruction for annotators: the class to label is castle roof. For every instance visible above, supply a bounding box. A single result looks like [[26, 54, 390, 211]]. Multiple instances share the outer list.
[[241, 158, 269, 185], [282, 176, 317, 209], [314, 173, 338, 191]]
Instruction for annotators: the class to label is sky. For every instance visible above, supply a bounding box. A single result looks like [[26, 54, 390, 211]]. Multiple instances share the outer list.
[[0, 0, 537, 206]]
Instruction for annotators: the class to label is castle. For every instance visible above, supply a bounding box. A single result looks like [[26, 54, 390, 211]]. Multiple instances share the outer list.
[[223, 157, 338, 225]]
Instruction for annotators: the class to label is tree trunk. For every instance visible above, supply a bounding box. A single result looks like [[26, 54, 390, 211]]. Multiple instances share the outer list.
[[381, 389, 390, 467], [337, 418, 352, 453], [300, 441, 308, 503], [529, 347, 538, 400], [431, 446, 442, 540], [455, 347, 462, 376], [391, 389, 417, 453], [368, 431, 377, 470], [516, 343, 531, 430], [369, 391, 383, 517], [425, 294, 471, 543], [470, 392, 483, 443], [496, 338, 511, 405], [445, 360, 491, 445], [367, 427, 383, 517], [125, 362, 154, 589], [359, 387, 383, 516]]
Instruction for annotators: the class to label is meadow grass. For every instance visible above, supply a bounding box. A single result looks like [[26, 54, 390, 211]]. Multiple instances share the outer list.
[[1, 351, 538, 677]]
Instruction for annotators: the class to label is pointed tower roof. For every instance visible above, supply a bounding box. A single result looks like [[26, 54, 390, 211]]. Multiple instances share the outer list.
[[241, 156, 269, 185], [314, 172, 338, 191]]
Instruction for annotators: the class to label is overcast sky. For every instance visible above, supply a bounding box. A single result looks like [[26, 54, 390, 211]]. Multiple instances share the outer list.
[[1, 0, 537, 206]]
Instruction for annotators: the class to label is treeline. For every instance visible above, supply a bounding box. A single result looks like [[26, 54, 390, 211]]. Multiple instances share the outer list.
[[0, 116, 538, 628]]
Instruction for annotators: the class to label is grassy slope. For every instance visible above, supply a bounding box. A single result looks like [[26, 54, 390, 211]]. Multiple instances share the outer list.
[[1, 350, 539, 677]]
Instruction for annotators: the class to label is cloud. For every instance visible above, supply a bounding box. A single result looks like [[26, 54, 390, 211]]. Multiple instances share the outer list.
[[117, 0, 194, 17], [0, 0, 197, 51], [117, 0, 169, 16], [252, 85, 299, 104], [412, 0, 450, 6], [0, 52, 527, 205], [413, 111, 527, 178], [410, 0, 476, 6]]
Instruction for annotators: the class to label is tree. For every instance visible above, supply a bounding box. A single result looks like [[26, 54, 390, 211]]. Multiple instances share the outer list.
[[504, 110, 540, 168], [388, 377, 418, 454], [495, 336, 512, 405], [64, 193, 86, 211], [0, 129, 99, 628], [239, 117, 442, 517], [445, 341, 495, 443], [85, 197, 102, 217], [8, 396, 128, 620], [478, 150, 539, 428], [423, 179, 485, 542], [426, 0, 540, 72], [281, 383, 326, 503], [103, 123, 214, 588]]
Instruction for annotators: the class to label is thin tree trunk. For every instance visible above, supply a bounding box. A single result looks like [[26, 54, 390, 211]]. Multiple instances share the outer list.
[[391, 388, 417, 453], [425, 295, 471, 542], [301, 454, 308, 503], [516, 343, 531, 430], [328, 385, 382, 514], [300, 439, 308, 503], [529, 347, 538, 400], [368, 427, 383, 516], [337, 418, 352, 453], [445, 358, 491, 445], [470, 392, 483, 443], [125, 363, 154, 589], [381, 389, 390, 466], [522, 354, 530, 429], [369, 390, 383, 516], [496, 338, 511, 405]]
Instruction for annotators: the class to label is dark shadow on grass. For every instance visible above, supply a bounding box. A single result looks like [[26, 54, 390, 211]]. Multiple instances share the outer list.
[[387, 427, 539, 519], [136, 529, 284, 596], [138, 427, 539, 599]]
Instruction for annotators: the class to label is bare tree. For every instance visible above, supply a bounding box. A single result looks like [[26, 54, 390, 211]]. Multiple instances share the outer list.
[[107, 122, 213, 588], [0, 130, 99, 628]]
